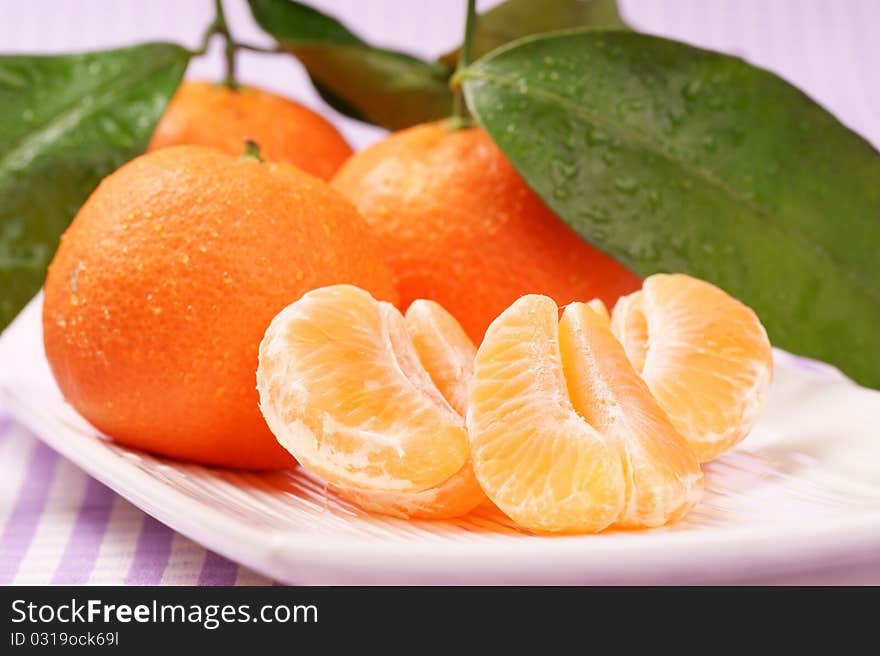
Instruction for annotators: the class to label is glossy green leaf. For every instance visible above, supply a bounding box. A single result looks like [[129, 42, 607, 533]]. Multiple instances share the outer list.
[[461, 31, 880, 387], [0, 43, 189, 331], [247, 0, 453, 129], [440, 0, 628, 69]]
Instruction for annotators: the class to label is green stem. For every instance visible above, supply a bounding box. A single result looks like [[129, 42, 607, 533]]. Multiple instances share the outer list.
[[241, 139, 264, 162], [213, 0, 238, 89], [191, 2, 280, 85], [236, 43, 284, 54], [450, 0, 477, 128]]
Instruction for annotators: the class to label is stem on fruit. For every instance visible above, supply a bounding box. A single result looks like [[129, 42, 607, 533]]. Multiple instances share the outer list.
[[241, 139, 265, 163], [449, 0, 477, 129]]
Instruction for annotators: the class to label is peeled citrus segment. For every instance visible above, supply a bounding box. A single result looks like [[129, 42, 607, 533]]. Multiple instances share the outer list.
[[611, 274, 773, 462], [559, 302, 703, 528], [468, 295, 702, 533], [257, 285, 469, 494], [609, 291, 647, 372], [337, 299, 486, 519], [404, 299, 475, 416], [585, 298, 610, 322], [467, 295, 626, 533]]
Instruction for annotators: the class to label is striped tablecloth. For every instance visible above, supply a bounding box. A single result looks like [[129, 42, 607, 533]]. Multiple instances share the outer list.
[[1, 0, 878, 585], [0, 414, 271, 585]]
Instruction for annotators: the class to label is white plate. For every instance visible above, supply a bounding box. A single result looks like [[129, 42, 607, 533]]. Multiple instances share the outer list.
[[2, 295, 880, 584]]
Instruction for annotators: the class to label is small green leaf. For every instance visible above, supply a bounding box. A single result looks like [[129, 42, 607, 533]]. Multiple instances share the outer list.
[[440, 0, 629, 69], [462, 31, 880, 387], [0, 43, 189, 331], [247, 0, 453, 130]]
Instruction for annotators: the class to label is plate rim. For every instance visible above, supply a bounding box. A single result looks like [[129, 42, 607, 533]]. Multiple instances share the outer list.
[[4, 295, 880, 584], [4, 382, 880, 585]]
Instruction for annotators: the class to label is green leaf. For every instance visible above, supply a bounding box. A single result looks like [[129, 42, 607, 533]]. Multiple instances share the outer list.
[[247, 0, 453, 130], [440, 0, 629, 69], [461, 31, 880, 388], [0, 43, 189, 331]]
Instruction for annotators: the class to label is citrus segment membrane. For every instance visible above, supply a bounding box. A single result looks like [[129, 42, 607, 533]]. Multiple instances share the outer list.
[[611, 274, 773, 462], [337, 299, 486, 518], [467, 295, 626, 533], [258, 285, 469, 493], [258, 286, 484, 518], [559, 303, 703, 528], [404, 299, 475, 417], [468, 295, 702, 533]]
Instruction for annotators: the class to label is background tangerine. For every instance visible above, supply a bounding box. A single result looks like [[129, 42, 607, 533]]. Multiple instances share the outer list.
[[149, 81, 353, 180], [332, 121, 642, 342]]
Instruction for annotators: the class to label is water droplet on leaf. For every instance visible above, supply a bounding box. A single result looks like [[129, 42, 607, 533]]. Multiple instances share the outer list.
[[614, 177, 639, 194], [683, 79, 702, 100]]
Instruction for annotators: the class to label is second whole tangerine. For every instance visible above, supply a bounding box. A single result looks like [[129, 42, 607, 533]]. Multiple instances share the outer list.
[[332, 121, 642, 342]]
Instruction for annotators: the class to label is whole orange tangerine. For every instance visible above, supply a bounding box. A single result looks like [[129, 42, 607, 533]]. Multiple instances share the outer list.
[[43, 145, 397, 469], [332, 121, 642, 342], [149, 81, 353, 180]]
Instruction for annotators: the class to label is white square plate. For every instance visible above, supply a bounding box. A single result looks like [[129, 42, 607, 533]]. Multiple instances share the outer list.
[[2, 295, 880, 584]]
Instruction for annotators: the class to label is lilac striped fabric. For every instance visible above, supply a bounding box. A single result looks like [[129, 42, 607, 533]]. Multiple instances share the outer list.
[[0, 415, 271, 585], [0, 0, 877, 585]]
